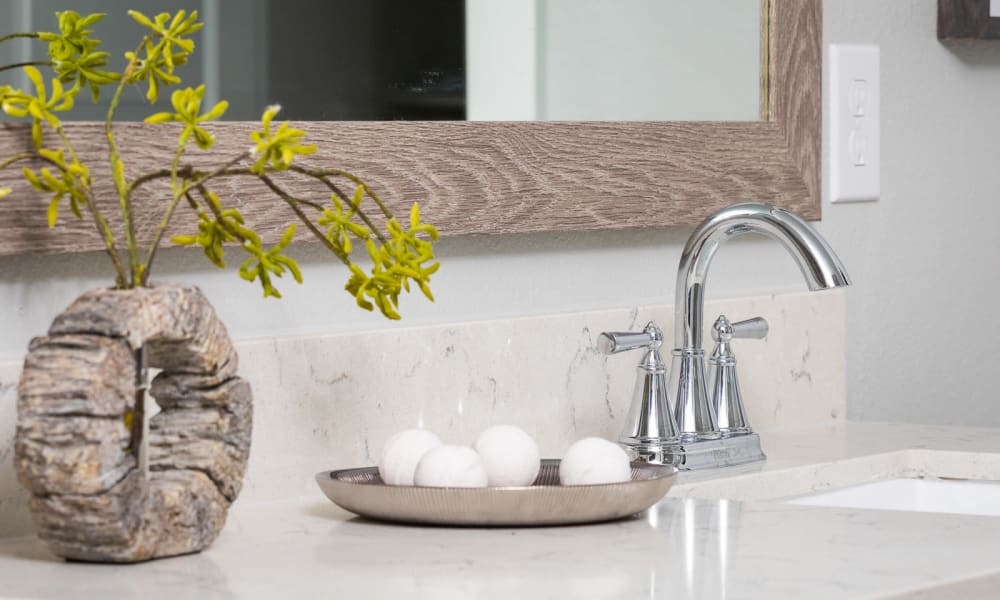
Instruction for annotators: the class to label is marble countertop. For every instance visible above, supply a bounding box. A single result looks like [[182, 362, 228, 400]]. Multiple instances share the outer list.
[[3, 421, 1000, 600]]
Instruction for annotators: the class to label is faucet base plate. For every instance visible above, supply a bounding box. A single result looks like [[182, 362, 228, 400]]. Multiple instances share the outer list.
[[623, 432, 766, 471]]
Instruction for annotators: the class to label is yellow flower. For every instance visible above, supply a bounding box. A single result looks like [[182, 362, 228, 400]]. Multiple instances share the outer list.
[[238, 224, 303, 298], [145, 85, 228, 149], [22, 148, 90, 227], [171, 191, 249, 268], [39, 11, 120, 102], [317, 187, 371, 255], [125, 39, 184, 103], [249, 105, 316, 174], [128, 10, 202, 70], [1, 66, 77, 149]]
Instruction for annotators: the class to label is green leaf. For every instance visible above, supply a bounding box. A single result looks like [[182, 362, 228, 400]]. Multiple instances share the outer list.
[[46, 196, 61, 228], [203, 100, 228, 121], [22, 167, 44, 190], [144, 111, 176, 124], [79, 13, 106, 28], [277, 223, 295, 248], [128, 10, 156, 29], [171, 234, 197, 245], [24, 66, 45, 100], [31, 120, 43, 150]]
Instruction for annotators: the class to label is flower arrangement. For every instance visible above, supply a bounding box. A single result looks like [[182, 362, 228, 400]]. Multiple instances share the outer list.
[[0, 9, 438, 319]]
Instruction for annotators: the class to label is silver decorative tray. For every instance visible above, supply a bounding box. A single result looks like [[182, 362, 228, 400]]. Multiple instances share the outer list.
[[315, 459, 676, 526]]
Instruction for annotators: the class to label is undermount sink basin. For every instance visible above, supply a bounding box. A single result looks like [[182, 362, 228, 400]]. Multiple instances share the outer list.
[[669, 448, 1000, 518], [783, 477, 1000, 517]]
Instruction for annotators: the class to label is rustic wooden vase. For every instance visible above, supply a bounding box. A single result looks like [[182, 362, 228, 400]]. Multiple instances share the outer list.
[[14, 285, 252, 563]]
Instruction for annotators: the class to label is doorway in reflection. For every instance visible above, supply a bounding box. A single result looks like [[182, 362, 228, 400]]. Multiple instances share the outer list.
[[269, 0, 466, 120]]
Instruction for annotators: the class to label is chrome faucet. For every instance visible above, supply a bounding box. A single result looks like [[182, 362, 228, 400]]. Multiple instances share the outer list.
[[601, 203, 850, 469]]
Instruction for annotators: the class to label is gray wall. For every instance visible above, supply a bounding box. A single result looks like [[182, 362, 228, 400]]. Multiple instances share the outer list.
[[2, 1, 999, 427], [822, 1, 1000, 425]]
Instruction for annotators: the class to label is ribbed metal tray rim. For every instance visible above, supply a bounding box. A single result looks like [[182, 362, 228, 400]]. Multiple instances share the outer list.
[[315, 459, 677, 527]]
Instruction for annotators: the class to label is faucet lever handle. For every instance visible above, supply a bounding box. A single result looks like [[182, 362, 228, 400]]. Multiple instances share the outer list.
[[598, 322, 663, 355], [600, 321, 681, 453], [710, 314, 767, 436], [712, 316, 768, 343]]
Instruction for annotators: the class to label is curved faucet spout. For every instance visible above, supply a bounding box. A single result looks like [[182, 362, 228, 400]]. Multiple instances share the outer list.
[[674, 203, 851, 352]]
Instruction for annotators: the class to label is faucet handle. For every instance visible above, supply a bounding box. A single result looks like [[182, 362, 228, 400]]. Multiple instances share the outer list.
[[710, 314, 767, 436], [600, 321, 681, 455], [712, 316, 768, 343], [598, 322, 664, 355]]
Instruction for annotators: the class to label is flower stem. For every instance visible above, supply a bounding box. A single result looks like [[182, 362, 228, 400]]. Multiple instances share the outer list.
[[173, 154, 250, 200], [0, 61, 51, 73], [82, 195, 129, 288], [0, 152, 34, 171], [139, 153, 251, 283], [290, 167, 387, 244], [289, 166, 393, 219], [0, 32, 40, 44], [106, 41, 148, 286], [258, 174, 351, 266]]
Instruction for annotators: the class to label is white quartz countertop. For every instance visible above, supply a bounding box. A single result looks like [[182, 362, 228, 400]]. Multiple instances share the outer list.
[[3, 421, 1000, 600]]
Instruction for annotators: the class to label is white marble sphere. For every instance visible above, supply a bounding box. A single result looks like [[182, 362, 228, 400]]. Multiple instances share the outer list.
[[379, 429, 443, 486], [413, 445, 489, 488], [559, 438, 632, 486], [474, 425, 541, 486]]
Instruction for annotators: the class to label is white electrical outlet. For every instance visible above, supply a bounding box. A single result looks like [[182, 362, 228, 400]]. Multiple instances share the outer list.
[[830, 44, 880, 203]]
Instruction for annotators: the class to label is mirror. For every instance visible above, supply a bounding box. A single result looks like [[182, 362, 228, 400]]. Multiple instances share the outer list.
[[0, 0, 764, 122], [0, 0, 821, 258]]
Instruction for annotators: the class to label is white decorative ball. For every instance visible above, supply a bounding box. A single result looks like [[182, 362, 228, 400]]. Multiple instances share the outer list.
[[413, 445, 489, 488], [474, 425, 541, 486], [378, 429, 442, 486], [559, 437, 632, 486]]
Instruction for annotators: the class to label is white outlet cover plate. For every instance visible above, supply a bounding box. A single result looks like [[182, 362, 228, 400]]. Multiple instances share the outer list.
[[829, 44, 880, 203]]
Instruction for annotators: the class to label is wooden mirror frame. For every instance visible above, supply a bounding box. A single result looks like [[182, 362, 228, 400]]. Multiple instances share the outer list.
[[0, 0, 819, 256]]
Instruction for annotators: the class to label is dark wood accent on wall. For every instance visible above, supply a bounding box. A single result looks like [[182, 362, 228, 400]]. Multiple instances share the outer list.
[[939, 0, 1000, 39], [0, 0, 821, 257]]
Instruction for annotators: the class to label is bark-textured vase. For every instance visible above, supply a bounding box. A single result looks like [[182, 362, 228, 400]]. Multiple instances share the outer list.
[[14, 285, 252, 562]]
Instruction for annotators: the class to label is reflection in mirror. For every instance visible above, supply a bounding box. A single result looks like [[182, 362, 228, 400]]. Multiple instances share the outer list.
[[469, 0, 763, 121], [0, 0, 762, 122]]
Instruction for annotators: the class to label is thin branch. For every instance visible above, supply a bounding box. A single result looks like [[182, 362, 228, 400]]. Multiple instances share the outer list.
[[141, 189, 202, 285], [257, 174, 351, 266], [139, 189, 188, 286], [289, 166, 393, 218], [53, 123, 83, 167], [173, 153, 250, 199], [128, 167, 326, 212], [291, 167, 387, 244], [138, 153, 250, 282], [125, 168, 174, 197], [0, 33, 40, 44], [0, 152, 34, 171], [81, 189, 128, 288], [0, 61, 51, 73], [107, 35, 155, 286]]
